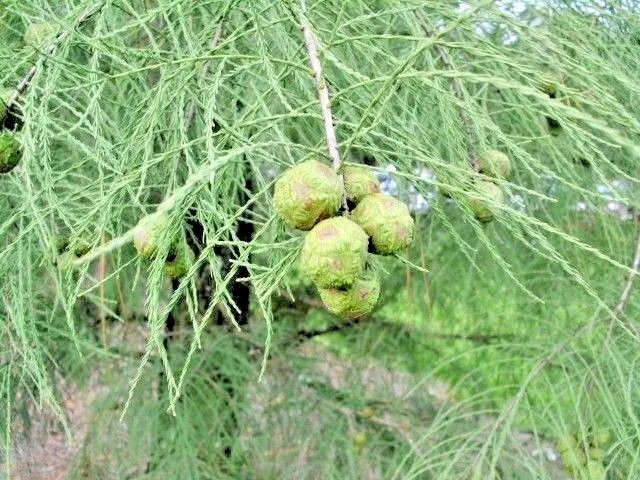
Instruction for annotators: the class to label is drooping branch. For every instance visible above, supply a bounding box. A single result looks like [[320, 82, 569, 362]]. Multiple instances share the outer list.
[[471, 225, 640, 474], [297, 0, 342, 173], [415, 11, 479, 171], [3, 2, 105, 113]]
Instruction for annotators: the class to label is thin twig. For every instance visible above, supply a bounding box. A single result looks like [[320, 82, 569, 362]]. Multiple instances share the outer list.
[[288, 296, 514, 344], [4, 2, 105, 111], [613, 226, 640, 315], [98, 233, 107, 348], [415, 11, 479, 171], [185, 24, 223, 127], [297, 0, 342, 172]]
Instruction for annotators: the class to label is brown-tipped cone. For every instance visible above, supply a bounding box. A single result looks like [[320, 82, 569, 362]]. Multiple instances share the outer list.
[[274, 160, 343, 230], [350, 193, 414, 255], [341, 165, 380, 205], [319, 271, 380, 319], [300, 217, 368, 289]]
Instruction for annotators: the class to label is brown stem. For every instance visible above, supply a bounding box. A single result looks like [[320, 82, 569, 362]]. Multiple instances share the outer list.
[[298, 0, 341, 171]]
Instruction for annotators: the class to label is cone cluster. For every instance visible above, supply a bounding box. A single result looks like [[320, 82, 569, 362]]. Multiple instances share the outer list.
[[274, 161, 414, 319]]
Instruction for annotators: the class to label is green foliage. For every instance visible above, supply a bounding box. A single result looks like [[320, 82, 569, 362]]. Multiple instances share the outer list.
[[0, 0, 639, 479], [23, 23, 58, 48]]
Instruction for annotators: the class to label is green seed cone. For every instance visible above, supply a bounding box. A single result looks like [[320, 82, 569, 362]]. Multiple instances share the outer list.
[[24, 23, 58, 47], [556, 435, 577, 454], [300, 217, 368, 289], [586, 460, 606, 480], [341, 165, 380, 205], [274, 160, 343, 230], [134, 213, 170, 260], [538, 71, 562, 96], [592, 429, 611, 448], [0, 134, 21, 174], [319, 271, 380, 319], [164, 245, 194, 278], [1, 90, 13, 118], [468, 181, 504, 223], [69, 236, 91, 257], [54, 235, 70, 255], [478, 149, 511, 178], [350, 193, 414, 255]]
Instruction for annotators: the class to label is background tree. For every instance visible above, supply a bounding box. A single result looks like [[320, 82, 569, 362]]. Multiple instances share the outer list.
[[0, 0, 639, 479]]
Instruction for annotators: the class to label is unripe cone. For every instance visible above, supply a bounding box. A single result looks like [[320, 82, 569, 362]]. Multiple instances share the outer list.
[[341, 165, 380, 205], [164, 245, 194, 278], [319, 272, 380, 319], [468, 181, 504, 223], [134, 213, 170, 260], [0, 134, 21, 174], [538, 71, 562, 97], [274, 160, 343, 230], [300, 217, 368, 289], [586, 461, 605, 480], [1, 90, 12, 117], [478, 150, 511, 178], [24, 23, 58, 47], [350, 193, 414, 255], [69, 236, 91, 257], [54, 235, 70, 255], [592, 429, 611, 448]]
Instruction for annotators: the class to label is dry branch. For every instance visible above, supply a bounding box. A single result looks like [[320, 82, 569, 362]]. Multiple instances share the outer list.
[[297, 0, 342, 172]]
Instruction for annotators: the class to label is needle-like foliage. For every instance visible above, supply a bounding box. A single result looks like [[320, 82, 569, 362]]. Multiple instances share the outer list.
[[0, 0, 639, 478]]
